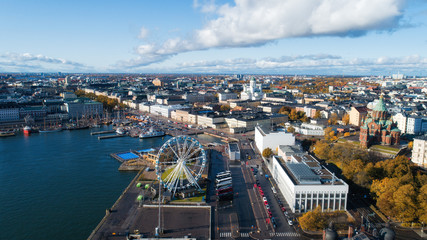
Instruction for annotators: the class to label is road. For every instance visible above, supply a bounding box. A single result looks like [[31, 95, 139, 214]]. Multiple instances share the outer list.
[[207, 134, 301, 239]]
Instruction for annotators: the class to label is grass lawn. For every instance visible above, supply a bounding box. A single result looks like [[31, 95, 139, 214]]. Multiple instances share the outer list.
[[161, 166, 187, 181], [173, 195, 205, 202], [369, 145, 400, 154]]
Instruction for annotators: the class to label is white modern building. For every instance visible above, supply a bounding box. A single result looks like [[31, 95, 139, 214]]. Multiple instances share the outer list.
[[278, 145, 304, 161], [240, 77, 263, 101], [392, 112, 408, 134], [218, 90, 238, 102], [407, 115, 423, 135], [255, 125, 295, 154], [293, 123, 325, 136], [228, 142, 241, 161], [393, 113, 427, 135], [412, 135, 427, 169], [149, 104, 188, 118], [269, 155, 348, 213]]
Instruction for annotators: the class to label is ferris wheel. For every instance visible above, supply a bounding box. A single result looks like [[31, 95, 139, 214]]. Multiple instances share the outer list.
[[155, 135, 207, 196]]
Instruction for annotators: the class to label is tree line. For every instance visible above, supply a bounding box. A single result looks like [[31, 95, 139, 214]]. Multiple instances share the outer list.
[[74, 90, 126, 111], [312, 140, 427, 224]]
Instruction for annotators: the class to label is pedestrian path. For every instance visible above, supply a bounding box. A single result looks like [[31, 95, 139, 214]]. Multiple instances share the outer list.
[[220, 231, 300, 238], [270, 232, 300, 237], [220, 232, 231, 238], [219, 232, 251, 238]]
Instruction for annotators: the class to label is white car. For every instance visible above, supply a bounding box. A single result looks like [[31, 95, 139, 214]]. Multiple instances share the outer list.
[[262, 197, 267, 202], [288, 219, 293, 225]]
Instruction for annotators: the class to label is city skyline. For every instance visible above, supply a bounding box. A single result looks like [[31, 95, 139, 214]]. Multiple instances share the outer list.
[[1, 0, 427, 75]]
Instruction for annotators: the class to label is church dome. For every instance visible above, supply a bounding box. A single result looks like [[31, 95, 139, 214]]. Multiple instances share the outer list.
[[325, 222, 339, 240], [379, 223, 395, 240], [373, 97, 387, 112]]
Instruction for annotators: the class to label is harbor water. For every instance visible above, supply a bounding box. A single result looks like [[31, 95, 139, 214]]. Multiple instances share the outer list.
[[0, 127, 222, 240], [0, 126, 172, 240]]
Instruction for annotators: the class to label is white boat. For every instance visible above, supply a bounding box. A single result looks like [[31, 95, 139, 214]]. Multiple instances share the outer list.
[[139, 127, 165, 139], [116, 127, 126, 135]]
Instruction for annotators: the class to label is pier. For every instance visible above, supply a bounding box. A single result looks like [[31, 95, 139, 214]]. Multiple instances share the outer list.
[[90, 130, 116, 135], [98, 134, 126, 140]]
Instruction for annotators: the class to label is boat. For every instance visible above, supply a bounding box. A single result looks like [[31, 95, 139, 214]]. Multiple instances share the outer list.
[[139, 127, 165, 139], [23, 126, 32, 136], [116, 127, 126, 135], [0, 131, 16, 137], [39, 118, 62, 133], [39, 127, 62, 133]]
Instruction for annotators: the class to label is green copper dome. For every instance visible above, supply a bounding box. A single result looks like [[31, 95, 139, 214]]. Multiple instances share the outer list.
[[374, 97, 387, 112]]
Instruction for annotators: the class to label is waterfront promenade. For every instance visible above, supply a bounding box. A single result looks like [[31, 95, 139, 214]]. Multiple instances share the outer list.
[[88, 170, 211, 240]]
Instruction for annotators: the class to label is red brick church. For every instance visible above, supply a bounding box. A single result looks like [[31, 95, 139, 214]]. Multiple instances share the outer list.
[[359, 97, 400, 148]]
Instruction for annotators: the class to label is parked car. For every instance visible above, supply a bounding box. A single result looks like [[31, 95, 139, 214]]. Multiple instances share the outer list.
[[288, 219, 293, 225]]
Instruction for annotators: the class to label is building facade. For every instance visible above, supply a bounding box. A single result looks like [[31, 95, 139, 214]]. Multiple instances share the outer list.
[[359, 98, 400, 148], [0, 103, 19, 122], [269, 155, 348, 213], [240, 78, 263, 101], [349, 106, 368, 127], [412, 136, 427, 168], [63, 98, 103, 119], [255, 125, 295, 154]]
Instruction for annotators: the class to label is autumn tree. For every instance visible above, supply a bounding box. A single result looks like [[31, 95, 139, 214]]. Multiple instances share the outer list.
[[220, 104, 231, 112], [289, 109, 298, 121], [342, 113, 350, 125], [418, 185, 427, 223], [287, 126, 295, 133], [324, 127, 337, 142], [328, 113, 338, 125], [408, 141, 413, 150], [298, 206, 326, 230], [312, 140, 331, 160], [371, 177, 400, 217], [313, 110, 322, 119], [262, 148, 273, 158], [393, 184, 418, 222]]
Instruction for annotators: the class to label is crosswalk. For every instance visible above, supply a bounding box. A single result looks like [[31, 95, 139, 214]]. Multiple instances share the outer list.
[[220, 232, 299, 238], [240, 232, 249, 237], [220, 232, 232, 237], [270, 232, 300, 237]]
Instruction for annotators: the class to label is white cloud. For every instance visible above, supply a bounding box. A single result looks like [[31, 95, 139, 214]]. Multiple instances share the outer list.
[[171, 54, 427, 74], [120, 0, 405, 68], [138, 27, 149, 39], [0, 52, 91, 72]]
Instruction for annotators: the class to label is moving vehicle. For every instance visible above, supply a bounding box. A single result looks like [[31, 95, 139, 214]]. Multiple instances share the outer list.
[[216, 180, 232, 188], [215, 177, 232, 184]]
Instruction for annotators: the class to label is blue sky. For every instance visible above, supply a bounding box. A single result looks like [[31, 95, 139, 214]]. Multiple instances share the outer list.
[[0, 0, 427, 75]]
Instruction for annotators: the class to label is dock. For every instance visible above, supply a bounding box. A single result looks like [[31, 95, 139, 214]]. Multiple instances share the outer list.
[[87, 171, 211, 240], [91, 130, 116, 135], [98, 134, 126, 140]]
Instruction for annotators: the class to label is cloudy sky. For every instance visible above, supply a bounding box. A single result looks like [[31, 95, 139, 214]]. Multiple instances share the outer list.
[[0, 0, 427, 75]]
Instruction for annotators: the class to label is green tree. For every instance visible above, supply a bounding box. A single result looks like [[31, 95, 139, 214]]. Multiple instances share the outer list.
[[262, 148, 273, 158]]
